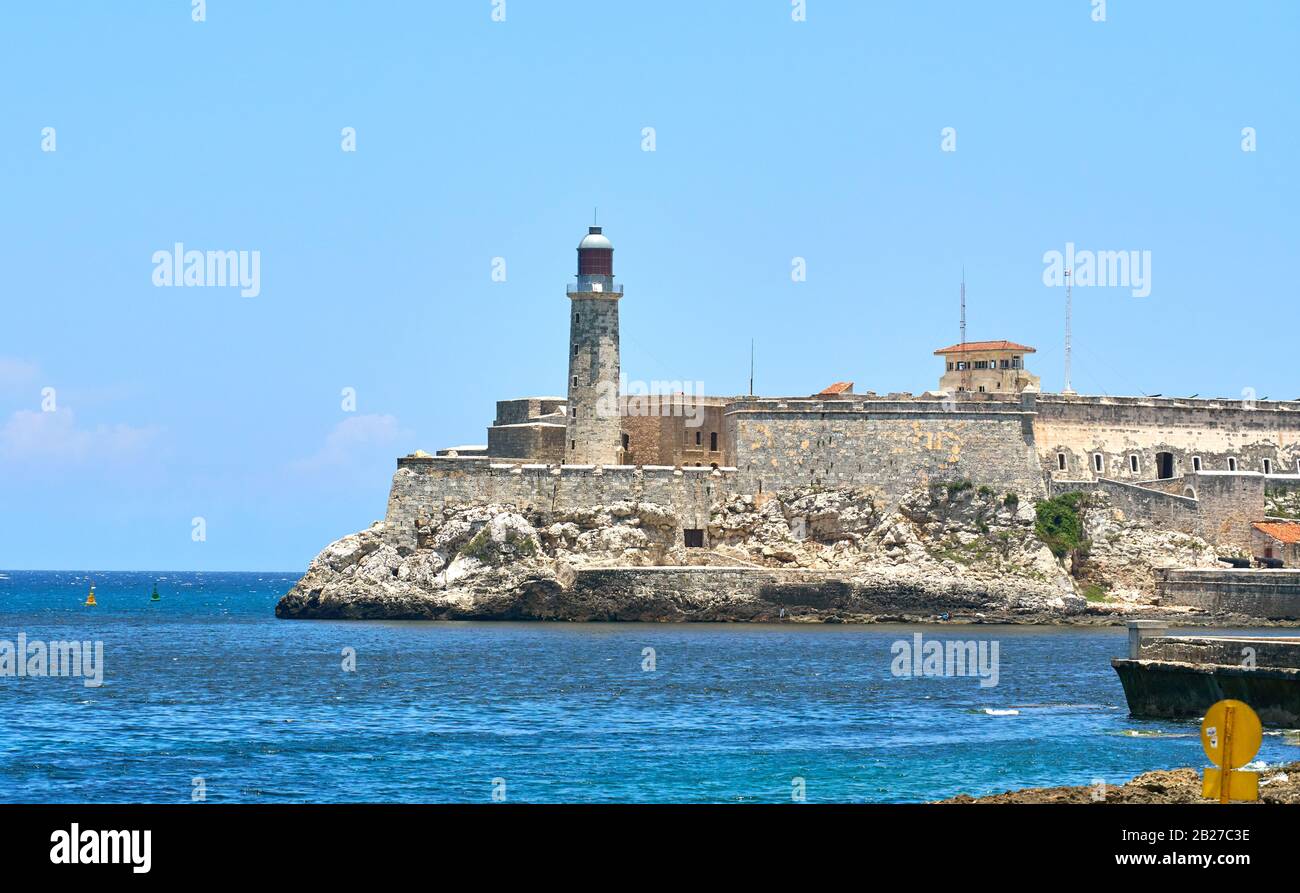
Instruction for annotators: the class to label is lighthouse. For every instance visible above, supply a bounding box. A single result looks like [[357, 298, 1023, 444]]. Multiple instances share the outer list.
[[565, 226, 623, 465]]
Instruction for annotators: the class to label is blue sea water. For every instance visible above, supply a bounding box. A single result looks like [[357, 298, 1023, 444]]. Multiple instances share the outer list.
[[1, 570, 1296, 804]]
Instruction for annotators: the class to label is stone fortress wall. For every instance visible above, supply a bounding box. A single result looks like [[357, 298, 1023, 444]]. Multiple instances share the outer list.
[[393, 390, 1300, 556], [1048, 472, 1267, 553], [722, 392, 1046, 501], [1033, 394, 1300, 481], [383, 455, 731, 553]]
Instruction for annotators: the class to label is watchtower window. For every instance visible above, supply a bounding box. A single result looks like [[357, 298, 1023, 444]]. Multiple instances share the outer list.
[[1263, 458, 1273, 474], [683, 529, 705, 548], [1129, 455, 1140, 473], [1228, 457, 1238, 471], [1192, 456, 1202, 472], [1093, 453, 1103, 473], [710, 432, 718, 451], [695, 431, 701, 446], [621, 433, 629, 450], [572, 376, 578, 387], [1057, 453, 1066, 471]]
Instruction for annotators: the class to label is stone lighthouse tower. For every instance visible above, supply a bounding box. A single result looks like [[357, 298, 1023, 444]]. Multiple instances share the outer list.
[[565, 225, 623, 465]]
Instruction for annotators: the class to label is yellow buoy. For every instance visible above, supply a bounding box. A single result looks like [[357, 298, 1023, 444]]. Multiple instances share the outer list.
[[84, 585, 97, 607], [1200, 699, 1262, 802]]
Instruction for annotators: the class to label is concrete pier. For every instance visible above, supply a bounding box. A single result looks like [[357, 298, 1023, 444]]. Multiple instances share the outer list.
[[1112, 621, 1300, 726]]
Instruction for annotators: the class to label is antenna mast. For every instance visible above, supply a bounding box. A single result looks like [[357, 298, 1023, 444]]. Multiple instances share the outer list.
[[749, 339, 754, 397], [959, 270, 971, 393], [1063, 268, 1075, 395]]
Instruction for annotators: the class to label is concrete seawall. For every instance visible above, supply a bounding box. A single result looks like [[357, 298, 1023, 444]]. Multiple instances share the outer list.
[[1155, 568, 1300, 619]]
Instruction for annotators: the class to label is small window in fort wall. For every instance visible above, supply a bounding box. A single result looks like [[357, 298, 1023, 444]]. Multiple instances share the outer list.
[[695, 431, 702, 446], [1192, 456, 1202, 472], [1093, 453, 1103, 473], [683, 529, 705, 548], [1129, 455, 1140, 473], [621, 433, 630, 450], [1227, 457, 1238, 471], [710, 432, 718, 451], [1057, 453, 1066, 471], [1263, 458, 1273, 474]]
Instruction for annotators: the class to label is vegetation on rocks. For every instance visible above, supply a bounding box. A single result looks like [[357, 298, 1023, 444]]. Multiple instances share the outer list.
[[1033, 491, 1091, 573], [1266, 487, 1300, 520]]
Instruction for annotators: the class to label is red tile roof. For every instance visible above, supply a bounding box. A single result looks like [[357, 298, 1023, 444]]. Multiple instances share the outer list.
[[816, 381, 854, 395], [934, 340, 1036, 355], [1253, 521, 1300, 544]]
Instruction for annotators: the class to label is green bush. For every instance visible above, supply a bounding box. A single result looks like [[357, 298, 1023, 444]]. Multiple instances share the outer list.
[[1034, 491, 1092, 571]]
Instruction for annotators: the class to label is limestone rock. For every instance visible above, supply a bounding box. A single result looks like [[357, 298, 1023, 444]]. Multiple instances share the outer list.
[[276, 484, 1213, 621]]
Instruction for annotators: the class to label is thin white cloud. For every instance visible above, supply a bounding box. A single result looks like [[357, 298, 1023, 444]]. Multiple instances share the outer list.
[[0, 408, 160, 463], [290, 414, 407, 473]]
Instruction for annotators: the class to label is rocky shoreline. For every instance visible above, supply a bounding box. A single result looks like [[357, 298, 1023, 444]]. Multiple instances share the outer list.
[[276, 483, 1268, 624], [941, 762, 1300, 804]]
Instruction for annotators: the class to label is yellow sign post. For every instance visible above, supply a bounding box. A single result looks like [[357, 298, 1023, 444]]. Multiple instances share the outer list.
[[1200, 699, 1262, 803]]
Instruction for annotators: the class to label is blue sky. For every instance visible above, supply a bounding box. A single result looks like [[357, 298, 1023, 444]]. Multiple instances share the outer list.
[[2, 1, 1296, 571]]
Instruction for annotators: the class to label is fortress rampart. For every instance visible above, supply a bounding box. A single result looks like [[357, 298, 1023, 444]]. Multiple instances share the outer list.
[[1049, 472, 1265, 552], [1033, 393, 1300, 481], [384, 456, 732, 552], [399, 393, 1300, 554], [723, 394, 1046, 501]]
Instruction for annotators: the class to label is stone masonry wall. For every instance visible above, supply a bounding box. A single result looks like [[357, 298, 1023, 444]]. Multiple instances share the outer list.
[[384, 456, 731, 552], [486, 422, 565, 463], [1034, 394, 1300, 482], [1151, 570, 1300, 620], [724, 395, 1046, 503], [1048, 471, 1264, 552]]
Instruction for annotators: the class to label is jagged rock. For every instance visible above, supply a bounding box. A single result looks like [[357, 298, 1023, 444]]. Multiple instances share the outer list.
[[275, 484, 1229, 621]]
